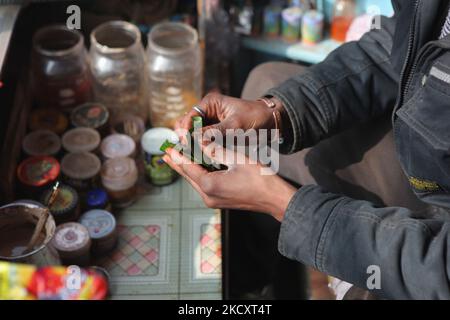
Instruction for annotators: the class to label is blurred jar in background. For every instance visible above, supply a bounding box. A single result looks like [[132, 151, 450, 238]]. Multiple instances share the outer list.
[[32, 25, 92, 113], [90, 21, 148, 123], [147, 22, 202, 129], [331, 0, 356, 42]]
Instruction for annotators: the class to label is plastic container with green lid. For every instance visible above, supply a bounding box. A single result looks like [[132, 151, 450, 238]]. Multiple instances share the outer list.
[[100, 134, 136, 160], [41, 184, 80, 224], [70, 102, 110, 136], [61, 152, 101, 191], [17, 156, 60, 197], [22, 130, 61, 157], [141, 128, 178, 186], [101, 157, 138, 208], [79, 209, 117, 255], [62, 127, 101, 153]]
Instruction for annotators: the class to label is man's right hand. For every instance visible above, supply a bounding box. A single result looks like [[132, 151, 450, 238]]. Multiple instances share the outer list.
[[174, 93, 278, 144]]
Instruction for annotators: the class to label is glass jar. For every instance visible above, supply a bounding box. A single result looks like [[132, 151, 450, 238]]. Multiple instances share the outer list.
[[31, 25, 92, 113], [331, 0, 356, 42], [90, 21, 148, 122], [147, 22, 202, 128]]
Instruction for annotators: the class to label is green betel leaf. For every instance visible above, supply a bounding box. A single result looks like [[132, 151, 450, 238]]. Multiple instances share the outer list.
[[160, 140, 177, 153]]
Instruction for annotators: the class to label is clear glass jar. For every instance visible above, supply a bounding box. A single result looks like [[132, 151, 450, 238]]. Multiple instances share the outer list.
[[331, 0, 356, 42], [90, 21, 148, 122], [147, 22, 202, 128], [31, 25, 92, 113]]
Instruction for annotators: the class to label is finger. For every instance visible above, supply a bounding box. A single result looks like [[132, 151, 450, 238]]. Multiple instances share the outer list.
[[165, 148, 209, 182], [175, 109, 200, 144], [200, 142, 247, 167]]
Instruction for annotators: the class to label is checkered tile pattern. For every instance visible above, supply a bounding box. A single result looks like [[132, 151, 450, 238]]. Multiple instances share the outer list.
[[200, 223, 221, 275], [95, 225, 161, 276]]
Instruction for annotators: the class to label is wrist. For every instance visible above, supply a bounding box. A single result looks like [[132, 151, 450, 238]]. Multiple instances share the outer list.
[[262, 177, 297, 222]]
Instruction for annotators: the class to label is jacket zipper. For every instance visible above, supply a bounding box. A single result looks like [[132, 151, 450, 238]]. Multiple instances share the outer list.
[[399, 0, 420, 106]]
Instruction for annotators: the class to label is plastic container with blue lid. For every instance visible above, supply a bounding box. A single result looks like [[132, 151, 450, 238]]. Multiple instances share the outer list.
[[86, 188, 111, 211], [79, 209, 117, 255]]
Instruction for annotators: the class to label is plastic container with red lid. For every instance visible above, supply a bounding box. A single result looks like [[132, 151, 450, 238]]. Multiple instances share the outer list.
[[17, 156, 60, 197]]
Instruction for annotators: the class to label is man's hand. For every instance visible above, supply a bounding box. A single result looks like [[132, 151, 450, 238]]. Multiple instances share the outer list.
[[162, 142, 296, 221], [175, 93, 279, 144]]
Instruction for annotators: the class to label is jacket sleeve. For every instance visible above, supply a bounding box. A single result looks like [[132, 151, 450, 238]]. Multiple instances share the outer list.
[[279, 185, 450, 299], [266, 14, 400, 154]]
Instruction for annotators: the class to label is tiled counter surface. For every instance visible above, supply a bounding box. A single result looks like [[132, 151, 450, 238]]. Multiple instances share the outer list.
[[93, 176, 222, 300]]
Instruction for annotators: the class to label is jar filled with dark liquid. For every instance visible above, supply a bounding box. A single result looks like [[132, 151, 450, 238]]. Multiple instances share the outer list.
[[32, 25, 92, 113]]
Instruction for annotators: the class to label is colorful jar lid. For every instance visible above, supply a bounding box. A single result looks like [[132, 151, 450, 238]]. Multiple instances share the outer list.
[[70, 103, 109, 130], [22, 130, 61, 157], [86, 188, 109, 208], [29, 108, 68, 135], [141, 128, 178, 156], [101, 157, 138, 191], [41, 184, 78, 216], [61, 152, 101, 180], [101, 134, 136, 159], [62, 127, 101, 153], [53, 222, 90, 253], [17, 156, 60, 187], [79, 209, 116, 239]]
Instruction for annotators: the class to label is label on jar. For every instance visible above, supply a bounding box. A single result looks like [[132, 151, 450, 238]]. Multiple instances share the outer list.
[[145, 155, 177, 186], [71, 103, 109, 129]]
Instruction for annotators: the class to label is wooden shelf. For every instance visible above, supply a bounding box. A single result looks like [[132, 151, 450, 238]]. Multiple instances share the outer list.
[[241, 36, 341, 65]]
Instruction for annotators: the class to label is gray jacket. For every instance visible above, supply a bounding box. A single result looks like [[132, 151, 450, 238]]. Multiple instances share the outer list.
[[267, 0, 450, 299]]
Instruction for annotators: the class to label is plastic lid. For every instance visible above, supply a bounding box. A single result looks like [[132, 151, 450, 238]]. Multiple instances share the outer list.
[[62, 127, 101, 153], [70, 103, 109, 129], [79, 209, 116, 239], [29, 108, 68, 135], [17, 156, 60, 187], [41, 184, 78, 215], [22, 130, 61, 157], [53, 222, 90, 252], [87, 188, 109, 208], [141, 128, 179, 156], [101, 134, 136, 159], [101, 157, 138, 191], [61, 152, 101, 180]]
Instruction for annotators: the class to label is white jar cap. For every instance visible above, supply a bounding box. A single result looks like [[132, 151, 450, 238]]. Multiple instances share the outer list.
[[101, 134, 136, 159], [101, 157, 138, 191], [141, 128, 179, 155]]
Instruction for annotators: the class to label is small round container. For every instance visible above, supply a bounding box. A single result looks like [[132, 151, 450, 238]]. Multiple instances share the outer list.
[[41, 184, 80, 224], [79, 209, 117, 255], [141, 128, 178, 186], [29, 108, 69, 135], [17, 156, 60, 197], [110, 114, 145, 145], [101, 134, 136, 160], [62, 127, 101, 153], [86, 188, 111, 211], [101, 157, 138, 208], [61, 152, 101, 191], [52, 222, 91, 266], [22, 130, 61, 157], [70, 102, 110, 137]]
